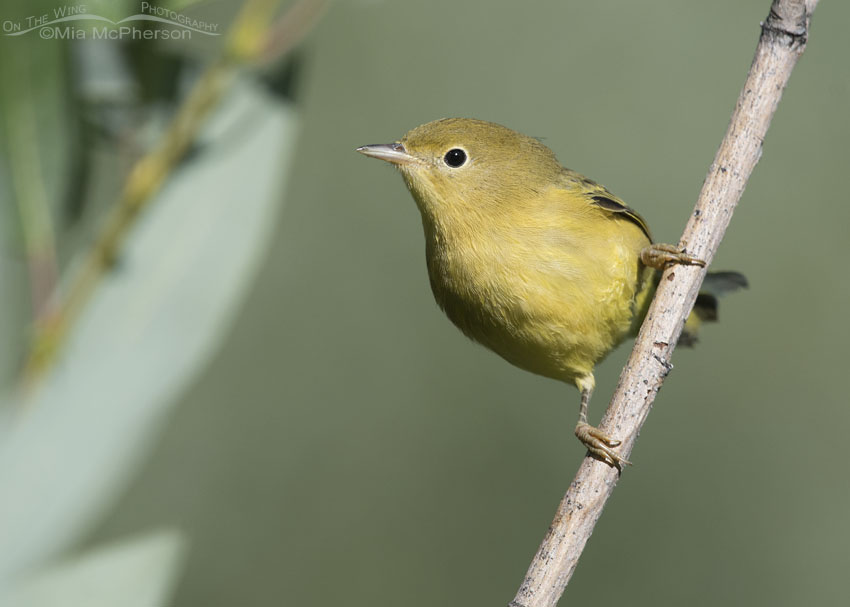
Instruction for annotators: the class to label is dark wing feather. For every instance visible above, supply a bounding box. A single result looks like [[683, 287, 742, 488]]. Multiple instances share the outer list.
[[559, 168, 652, 241], [588, 194, 652, 242]]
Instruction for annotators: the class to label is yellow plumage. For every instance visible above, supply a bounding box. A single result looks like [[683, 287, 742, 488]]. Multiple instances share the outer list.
[[357, 118, 744, 466]]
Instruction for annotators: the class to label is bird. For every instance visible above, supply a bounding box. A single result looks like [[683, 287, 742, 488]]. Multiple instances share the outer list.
[[357, 118, 746, 467]]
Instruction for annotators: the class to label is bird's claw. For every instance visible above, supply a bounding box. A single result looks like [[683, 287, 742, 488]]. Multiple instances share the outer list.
[[575, 422, 632, 468], [640, 243, 706, 270]]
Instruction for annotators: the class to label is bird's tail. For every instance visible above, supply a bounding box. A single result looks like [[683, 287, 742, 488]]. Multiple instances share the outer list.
[[631, 270, 747, 345], [680, 271, 748, 346]]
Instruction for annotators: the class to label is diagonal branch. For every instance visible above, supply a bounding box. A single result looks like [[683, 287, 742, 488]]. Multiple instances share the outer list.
[[509, 1, 819, 606]]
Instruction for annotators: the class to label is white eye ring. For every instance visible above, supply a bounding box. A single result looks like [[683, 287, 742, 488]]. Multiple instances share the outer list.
[[443, 148, 468, 168]]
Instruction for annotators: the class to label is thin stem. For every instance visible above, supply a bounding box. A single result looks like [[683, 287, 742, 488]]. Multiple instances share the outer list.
[[510, 1, 819, 605]]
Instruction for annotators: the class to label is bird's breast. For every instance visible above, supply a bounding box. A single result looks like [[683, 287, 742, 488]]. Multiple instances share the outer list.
[[421, 216, 645, 381]]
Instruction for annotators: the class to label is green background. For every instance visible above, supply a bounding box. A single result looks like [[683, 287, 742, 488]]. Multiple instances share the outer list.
[[13, 0, 850, 605]]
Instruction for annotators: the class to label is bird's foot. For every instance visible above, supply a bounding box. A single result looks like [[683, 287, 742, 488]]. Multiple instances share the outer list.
[[640, 243, 706, 270], [575, 422, 632, 468]]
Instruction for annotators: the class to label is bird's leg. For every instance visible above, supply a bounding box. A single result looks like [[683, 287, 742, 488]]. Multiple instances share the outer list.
[[640, 243, 706, 270], [574, 381, 631, 468]]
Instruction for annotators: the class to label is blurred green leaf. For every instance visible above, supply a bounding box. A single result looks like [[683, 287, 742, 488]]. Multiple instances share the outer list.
[[0, 77, 298, 582], [0, 529, 186, 607], [0, 4, 72, 385]]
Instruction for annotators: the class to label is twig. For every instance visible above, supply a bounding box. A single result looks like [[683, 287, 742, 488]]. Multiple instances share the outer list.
[[509, 1, 819, 605]]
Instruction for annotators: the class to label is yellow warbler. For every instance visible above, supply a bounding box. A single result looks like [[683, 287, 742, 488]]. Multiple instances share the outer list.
[[357, 118, 745, 466]]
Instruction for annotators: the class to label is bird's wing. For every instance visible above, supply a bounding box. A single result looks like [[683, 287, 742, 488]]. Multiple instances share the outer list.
[[560, 169, 653, 242]]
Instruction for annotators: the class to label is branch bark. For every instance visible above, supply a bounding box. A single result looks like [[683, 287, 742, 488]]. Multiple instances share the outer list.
[[509, 1, 819, 605]]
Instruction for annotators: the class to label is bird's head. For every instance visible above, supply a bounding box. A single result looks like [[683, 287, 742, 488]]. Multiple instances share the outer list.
[[357, 118, 562, 223]]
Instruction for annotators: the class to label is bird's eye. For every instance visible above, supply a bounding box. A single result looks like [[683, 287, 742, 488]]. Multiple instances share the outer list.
[[443, 148, 467, 168]]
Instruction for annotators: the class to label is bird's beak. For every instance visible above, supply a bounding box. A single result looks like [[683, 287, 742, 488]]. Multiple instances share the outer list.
[[356, 142, 416, 165]]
